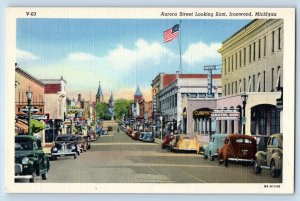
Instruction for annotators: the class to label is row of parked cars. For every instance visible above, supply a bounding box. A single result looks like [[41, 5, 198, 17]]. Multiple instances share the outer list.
[[161, 132, 283, 178], [15, 131, 99, 183], [121, 125, 155, 143]]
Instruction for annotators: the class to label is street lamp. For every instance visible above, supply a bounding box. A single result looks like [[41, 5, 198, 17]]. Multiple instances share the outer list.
[[26, 88, 32, 135], [241, 93, 248, 135], [160, 116, 163, 142]]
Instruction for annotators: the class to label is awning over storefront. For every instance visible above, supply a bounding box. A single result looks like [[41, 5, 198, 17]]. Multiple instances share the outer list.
[[15, 120, 28, 134]]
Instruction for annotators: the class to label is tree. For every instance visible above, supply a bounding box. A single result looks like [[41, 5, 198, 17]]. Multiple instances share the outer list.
[[114, 99, 133, 120], [96, 102, 110, 120]]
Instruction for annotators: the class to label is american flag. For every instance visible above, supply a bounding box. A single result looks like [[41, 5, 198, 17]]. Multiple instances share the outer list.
[[163, 24, 179, 43]]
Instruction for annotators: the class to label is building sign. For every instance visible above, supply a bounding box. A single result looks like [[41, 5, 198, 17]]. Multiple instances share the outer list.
[[193, 110, 211, 118], [152, 87, 157, 114], [204, 65, 217, 96], [211, 111, 240, 120], [204, 65, 216, 70], [16, 105, 44, 115]]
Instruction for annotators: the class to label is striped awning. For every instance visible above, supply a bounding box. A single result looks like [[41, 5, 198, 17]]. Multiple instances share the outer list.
[[15, 121, 28, 134]]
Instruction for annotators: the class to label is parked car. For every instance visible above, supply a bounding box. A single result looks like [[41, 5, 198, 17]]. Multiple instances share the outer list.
[[203, 134, 227, 161], [140, 132, 155, 143], [131, 131, 140, 140], [218, 134, 257, 167], [161, 134, 175, 149], [254, 133, 283, 178], [51, 134, 79, 160], [107, 126, 113, 131], [170, 134, 201, 154], [15, 135, 50, 182], [76, 135, 91, 152]]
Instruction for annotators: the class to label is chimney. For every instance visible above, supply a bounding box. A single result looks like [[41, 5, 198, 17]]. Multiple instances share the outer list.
[[176, 71, 179, 79], [78, 94, 81, 102]]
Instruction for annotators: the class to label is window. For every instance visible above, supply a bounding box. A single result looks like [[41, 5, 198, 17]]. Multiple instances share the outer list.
[[248, 76, 251, 92], [278, 27, 281, 50], [243, 47, 246, 65], [277, 66, 281, 88], [253, 42, 256, 61], [271, 137, 279, 147], [175, 94, 177, 107], [231, 55, 234, 71], [258, 73, 261, 92], [272, 31, 275, 52], [264, 36, 267, 56], [228, 84, 230, 95], [249, 45, 252, 63], [235, 52, 237, 69], [243, 78, 246, 92], [228, 57, 230, 72], [272, 68, 274, 91], [239, 50, 242, 67], [271, 109, 280, 134], [239, 79, 242, 93], [263, 71, 266, 92], [232, 82, 234, 94], [258, 39, 261, 59], [224, 58, 226, 74], [235, 81, 237, 93], [253, 74, 256, 92], [224, 84, 226, 96]]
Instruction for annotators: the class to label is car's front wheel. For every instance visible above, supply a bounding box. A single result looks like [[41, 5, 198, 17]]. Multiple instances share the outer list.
[[41, 172, 48, 180], [254, 161, 262, 174], [209, 152, 215, 161], [270, 160, 281, 178], [74, 153, 77, 159]]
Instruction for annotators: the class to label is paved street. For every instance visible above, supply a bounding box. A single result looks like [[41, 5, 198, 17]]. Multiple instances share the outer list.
[[38, 125, 282, 183]]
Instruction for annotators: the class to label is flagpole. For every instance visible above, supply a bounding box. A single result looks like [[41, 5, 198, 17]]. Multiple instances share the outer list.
[[178, 20, 182, 74]]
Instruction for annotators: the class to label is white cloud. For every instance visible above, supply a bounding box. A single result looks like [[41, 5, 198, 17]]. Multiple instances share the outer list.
[[16, 49, 39, 60], [66, 52, 97, 62], [182, 42, 221, 66], [65, 39, 176, 70]]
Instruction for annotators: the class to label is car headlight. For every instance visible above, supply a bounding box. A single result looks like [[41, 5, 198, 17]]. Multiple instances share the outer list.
[[53, 147, 57, 152], [22, 157, 29, 165], [71, 145, 76, 150]]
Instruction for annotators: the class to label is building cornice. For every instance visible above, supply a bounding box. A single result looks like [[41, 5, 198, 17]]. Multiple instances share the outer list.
[[15, 67, 45, 87]]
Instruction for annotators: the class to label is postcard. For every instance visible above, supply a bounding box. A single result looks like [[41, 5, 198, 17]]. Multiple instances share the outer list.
[[5, 7, 295, 193]]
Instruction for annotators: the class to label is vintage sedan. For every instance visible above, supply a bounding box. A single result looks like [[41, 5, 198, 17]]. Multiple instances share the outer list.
[[51, 134, 79, 160], [218, 134, 257, 167], [131, 131, 141, 140], [15, 135, 50, 182], [161, 134, 175, 149], [140, 132, 155, 143], [170, 134, 201, 154], [254, 133, 283, 178], [203, 134, 227, 161]]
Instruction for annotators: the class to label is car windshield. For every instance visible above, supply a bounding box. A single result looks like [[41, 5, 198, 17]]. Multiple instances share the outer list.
[[15, 140, 32, 151], [56, 136, 71, 141]]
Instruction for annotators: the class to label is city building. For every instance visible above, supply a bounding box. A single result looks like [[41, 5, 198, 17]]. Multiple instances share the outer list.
[[216, 19, 283, 148], [155, 72, 222, 132], [15, 65, 46, 135]]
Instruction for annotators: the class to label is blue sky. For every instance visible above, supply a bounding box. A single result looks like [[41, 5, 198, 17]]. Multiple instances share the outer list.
[[16, 18, 250, 101]]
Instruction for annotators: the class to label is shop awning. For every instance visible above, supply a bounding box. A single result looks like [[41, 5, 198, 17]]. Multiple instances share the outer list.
[[15, 121, 28, 134]]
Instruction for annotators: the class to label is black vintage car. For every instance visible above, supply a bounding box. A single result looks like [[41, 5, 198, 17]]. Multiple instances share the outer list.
[[15, 135, 50, 183], [51, 134, 79, 160]]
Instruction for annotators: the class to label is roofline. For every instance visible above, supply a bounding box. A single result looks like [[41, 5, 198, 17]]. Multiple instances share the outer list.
[[15, 67, 45, 87]]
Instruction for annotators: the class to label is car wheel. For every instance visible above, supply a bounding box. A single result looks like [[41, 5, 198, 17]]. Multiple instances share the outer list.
[[209, 152, 215, 161], [29, 173, 36, 183], [204, 154, 208, 159], [41, 173, 48, 180], [74, 154, 77, 159], [52, 156, 57, 161], [87, 144, 91, 150], [270, 160, 281, 178], [224, 159, 229, 167], [254, 161, 262, 174], [161, 144, 166, 149]]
